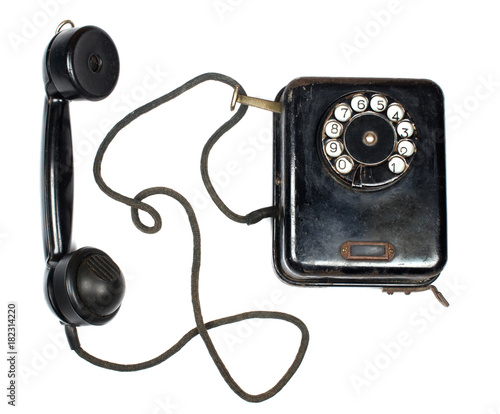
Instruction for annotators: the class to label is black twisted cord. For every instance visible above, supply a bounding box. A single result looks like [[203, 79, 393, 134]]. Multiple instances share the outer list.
[[65, 73, 308, 403]]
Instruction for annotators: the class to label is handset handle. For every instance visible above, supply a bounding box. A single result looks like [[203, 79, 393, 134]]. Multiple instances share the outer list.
[[42, 96, 74, 266]]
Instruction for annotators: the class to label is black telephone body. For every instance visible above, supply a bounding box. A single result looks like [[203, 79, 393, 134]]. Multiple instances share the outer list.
[[273, 78, 447, 287]]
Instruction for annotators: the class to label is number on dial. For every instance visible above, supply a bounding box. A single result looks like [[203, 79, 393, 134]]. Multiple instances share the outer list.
[[397, 140, 415, 157], [335, 156, 354, 174], [388, 156, 407, 174], [325, 120, 343, 138], [387, 104, 405, 122], [397, 121, 414, 138], [334, 104, 352, 122], [351, 95, 368, 112], [370, 95, 388, 112], [325, 140, 344, 158]]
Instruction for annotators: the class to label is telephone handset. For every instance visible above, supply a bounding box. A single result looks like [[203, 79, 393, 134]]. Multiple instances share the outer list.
[[272, 78, 447, 289]]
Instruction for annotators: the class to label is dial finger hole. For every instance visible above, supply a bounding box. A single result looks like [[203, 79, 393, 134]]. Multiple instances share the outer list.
[[325, 140, 344, 158], [370, 95, 388, 112], [351, 95, 368, 112], [325, 120, 343, 138], [334, 104, 352, 122], [387, 103, 405, 122], [397, 120, 414, 138], [397, 140, 415, 157], [335, 156, 354, 174], [388, 155, 407, 174]]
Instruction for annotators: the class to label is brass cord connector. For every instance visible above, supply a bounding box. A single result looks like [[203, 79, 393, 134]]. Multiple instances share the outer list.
[[231, 86, 282, 114]]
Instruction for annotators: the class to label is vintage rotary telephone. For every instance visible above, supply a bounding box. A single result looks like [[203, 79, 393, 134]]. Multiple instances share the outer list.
[[41, 21, 448, 403], [270, 79, 448, 296]]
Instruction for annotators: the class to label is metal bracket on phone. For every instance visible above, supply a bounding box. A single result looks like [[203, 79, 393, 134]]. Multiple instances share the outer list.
[[382, 285, 450, 307]]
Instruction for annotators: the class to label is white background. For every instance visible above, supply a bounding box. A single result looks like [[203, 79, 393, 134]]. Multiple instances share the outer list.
[[1, 0, 499, 413]]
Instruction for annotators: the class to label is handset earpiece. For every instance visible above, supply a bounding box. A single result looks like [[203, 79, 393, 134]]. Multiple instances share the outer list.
[[42, 22, 124, 326], [43, 23, 120, 101]]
